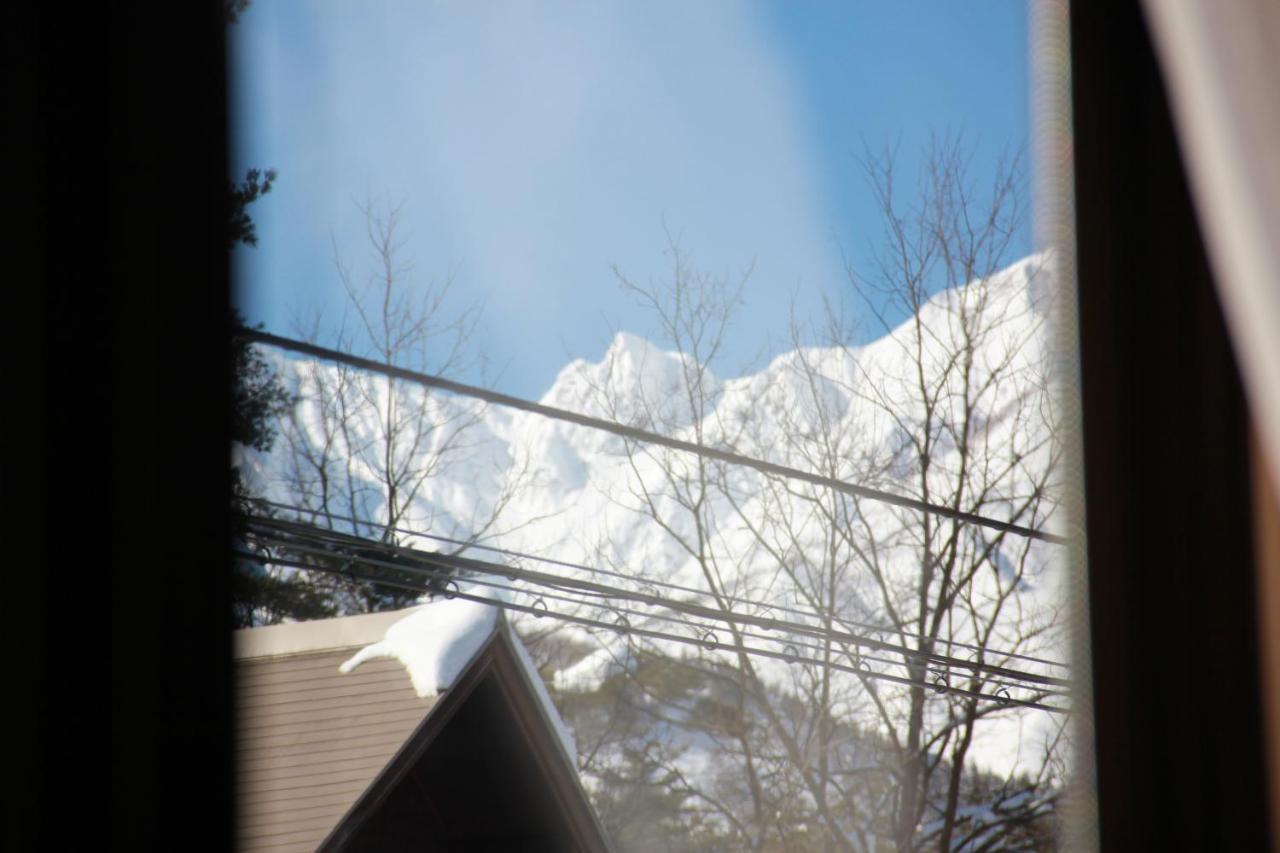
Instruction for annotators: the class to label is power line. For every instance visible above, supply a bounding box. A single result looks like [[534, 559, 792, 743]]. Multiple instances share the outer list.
[[240, 513, 1068, 687], [238, 512, 1071, 690], [240, 524, 1068, 699], [241, 512, 1069, 689], [238, 327, 1068, 545], [234, 547, 1067, 715], [248, 496, 1071, 672]]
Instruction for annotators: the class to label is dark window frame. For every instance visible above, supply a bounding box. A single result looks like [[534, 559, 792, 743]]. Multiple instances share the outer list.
[[19, 1, 1276, 847], [1070, 1, 1273, 848]]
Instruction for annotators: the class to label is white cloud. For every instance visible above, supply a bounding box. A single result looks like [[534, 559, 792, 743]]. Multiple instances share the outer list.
[[234, 0, 845, 392]]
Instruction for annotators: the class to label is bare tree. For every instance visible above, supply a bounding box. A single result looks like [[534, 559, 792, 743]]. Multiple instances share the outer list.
[[562, 140, 1067, 851], [276, 197, 539, 612], [834, 140, 1065, 852]]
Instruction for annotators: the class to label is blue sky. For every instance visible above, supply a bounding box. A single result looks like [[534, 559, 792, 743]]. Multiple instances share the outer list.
[[230, 1, 1029, 400]]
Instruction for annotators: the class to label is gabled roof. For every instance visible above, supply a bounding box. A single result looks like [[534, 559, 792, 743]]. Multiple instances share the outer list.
[[319, 618, 610, 851], [235, 609, 429, 852], [234, 605, 611, 853]]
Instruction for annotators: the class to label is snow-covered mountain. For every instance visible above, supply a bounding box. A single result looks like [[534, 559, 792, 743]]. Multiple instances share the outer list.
[[244, 253, 1069, 804]]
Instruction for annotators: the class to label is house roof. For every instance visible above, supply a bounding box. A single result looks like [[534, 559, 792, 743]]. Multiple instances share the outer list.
[[234, 603, 610, 852], [235, 609, 437, 852]]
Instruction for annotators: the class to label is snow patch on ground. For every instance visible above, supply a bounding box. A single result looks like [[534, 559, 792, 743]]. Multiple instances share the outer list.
[[553, 645, 632, 693]]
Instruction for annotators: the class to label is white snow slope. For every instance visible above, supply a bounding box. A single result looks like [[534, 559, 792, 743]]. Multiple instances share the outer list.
[[249, 254, 1070, 786]]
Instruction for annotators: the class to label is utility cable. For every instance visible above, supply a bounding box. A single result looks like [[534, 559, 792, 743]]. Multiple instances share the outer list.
[[240, 525, 1068, 699], [246, 497, 1071, 672], [240, 513, 1068, 687], [234, 546, 1067, 715], [238, 512, 1071, 689], [240, 513, 1070, 688], [238, 327, 1068, 545]]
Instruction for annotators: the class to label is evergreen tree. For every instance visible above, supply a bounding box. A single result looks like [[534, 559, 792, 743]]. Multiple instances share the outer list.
[[222, 71, 333, 625]]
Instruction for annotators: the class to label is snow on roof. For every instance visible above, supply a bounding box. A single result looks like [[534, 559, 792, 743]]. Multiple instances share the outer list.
[[506, 618, 579, 766], [337, 577, 578, 765], [338, 590, 500, 698]]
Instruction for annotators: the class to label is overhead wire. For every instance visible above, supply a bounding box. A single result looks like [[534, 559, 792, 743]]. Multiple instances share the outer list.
[[238, 327, 1068, 545], [233, 545, 1067, 715], [240, 512, 1070, 690], [239, 512, 1068, 688], [246, 497, 1071, 672], [237, 511, 1071, 691], [239, 524, 1067, 699]]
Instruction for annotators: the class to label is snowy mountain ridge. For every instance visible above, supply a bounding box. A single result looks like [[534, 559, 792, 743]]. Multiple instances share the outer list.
[[247, 253, 1068, 787]]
